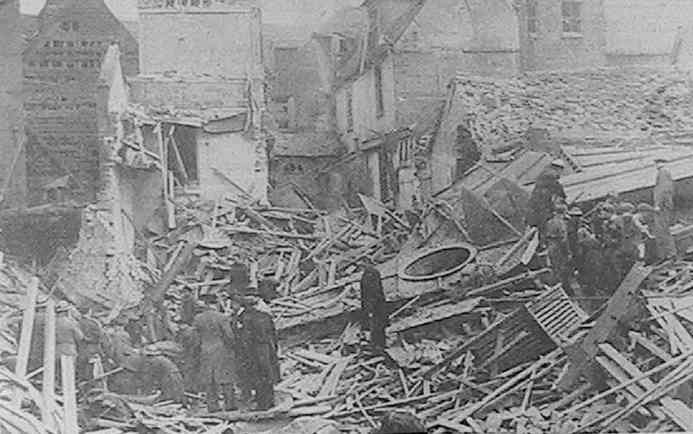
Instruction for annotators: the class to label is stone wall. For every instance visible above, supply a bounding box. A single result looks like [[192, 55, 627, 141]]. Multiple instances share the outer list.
[[517, 0, 606, 71], [430, 67, 693, 193], [138, 3, 262, 77]]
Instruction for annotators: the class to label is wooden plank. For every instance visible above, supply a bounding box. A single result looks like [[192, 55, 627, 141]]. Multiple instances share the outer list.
[[42, 298, 56, 430], [318, 357, 352, 398], [168, 133, 190, 185], [13, 277, 39, 407], [61, 355, 78, 433], [598, 343, 693, 431], [0, 131, 25, 205], [557, 263, 651, 391]]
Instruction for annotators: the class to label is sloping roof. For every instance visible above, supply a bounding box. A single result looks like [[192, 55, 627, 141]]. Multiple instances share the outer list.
[[271, 131, 344, 157], [335, 0, 426, 85], [26, 0, 137, 56]]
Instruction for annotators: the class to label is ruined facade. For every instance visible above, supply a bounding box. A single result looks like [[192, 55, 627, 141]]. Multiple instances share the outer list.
[[23, 0, 138, 205], [517, 0, 607, 71], [132, 0, 268, 203], [323, 0, 520, 207], [0, 0, 27, 208], [428, 67, 693, 195]]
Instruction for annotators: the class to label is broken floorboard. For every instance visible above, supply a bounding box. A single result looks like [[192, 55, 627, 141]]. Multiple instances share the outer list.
[[557, 263, 652, 391]]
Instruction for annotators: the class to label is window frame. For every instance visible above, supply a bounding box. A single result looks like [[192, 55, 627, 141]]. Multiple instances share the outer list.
[[526, 0, 539, 37], [561, 0, 583, 37]]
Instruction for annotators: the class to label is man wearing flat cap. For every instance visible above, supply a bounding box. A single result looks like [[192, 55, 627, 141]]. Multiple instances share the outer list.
[[653, 158, 677, 260], [527, 159, 567, 241]]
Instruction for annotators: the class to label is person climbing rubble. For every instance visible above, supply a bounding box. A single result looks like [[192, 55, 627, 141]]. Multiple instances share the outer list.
[[526, 159, 567, 242], [193, 293, 238, 412], [359, 258, 387, 351], [234, 285, 280, 411]]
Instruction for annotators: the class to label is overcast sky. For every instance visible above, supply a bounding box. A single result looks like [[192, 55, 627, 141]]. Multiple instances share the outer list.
[[20, 0, 138, 20]]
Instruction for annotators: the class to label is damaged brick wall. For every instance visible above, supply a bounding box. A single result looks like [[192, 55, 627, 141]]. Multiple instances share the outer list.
[[23, 0, 138, 205], [431, 67, 693, 193]]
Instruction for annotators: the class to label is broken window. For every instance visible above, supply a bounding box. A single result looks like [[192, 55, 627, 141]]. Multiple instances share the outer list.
[[346, 88, 354, 131], [60, 22, 70, 32], [52, 40, 63, 48], [527, 0, 539, 35], [374, 64, 385, 118], [168, 125, 199, 185], [561, 1, 582, 34]]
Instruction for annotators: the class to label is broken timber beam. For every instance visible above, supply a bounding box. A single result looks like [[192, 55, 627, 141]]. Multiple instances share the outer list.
[[466, 268, 549, 298], [556, 263, 651, 391], [13, 277, 38, 407]]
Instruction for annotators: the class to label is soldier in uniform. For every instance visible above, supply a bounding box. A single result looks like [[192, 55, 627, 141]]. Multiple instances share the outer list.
[[235, 287, 280, 411], [545, 203, 572, 294], [359, 258, 387, 351], [193, 293, 238, 412], [526, 159, 567, 240]]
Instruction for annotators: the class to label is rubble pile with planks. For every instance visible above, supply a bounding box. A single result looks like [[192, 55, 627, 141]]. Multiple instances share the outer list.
[[7, 196, 693, 433]]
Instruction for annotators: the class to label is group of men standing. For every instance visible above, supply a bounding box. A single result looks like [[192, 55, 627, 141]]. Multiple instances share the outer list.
[[183, 279, 280, 413], [527, 157, 677, 310]]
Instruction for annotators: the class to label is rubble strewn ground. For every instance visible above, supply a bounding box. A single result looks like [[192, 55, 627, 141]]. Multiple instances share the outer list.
[[4, 186, 693, 433]]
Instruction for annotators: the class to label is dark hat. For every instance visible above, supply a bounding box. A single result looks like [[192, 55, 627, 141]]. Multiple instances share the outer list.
[[568, 207, 583, 216], [654, 157, 668, 163]]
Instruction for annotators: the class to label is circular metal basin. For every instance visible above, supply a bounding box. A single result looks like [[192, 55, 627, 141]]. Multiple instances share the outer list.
[[399, 244, 478, 282]]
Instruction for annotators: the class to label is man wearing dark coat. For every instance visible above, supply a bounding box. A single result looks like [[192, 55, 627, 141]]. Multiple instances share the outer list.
[[193, 294, 238, 412], [359, 259, 387, 351], [576, 227, 604, 312], [545, 203, 572, 293], [235, 287, 280, 410], [526, 159, 567, 239]]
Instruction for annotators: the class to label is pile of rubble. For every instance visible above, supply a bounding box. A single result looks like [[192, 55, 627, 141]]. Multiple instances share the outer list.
[[7, 189, 693, 433]]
